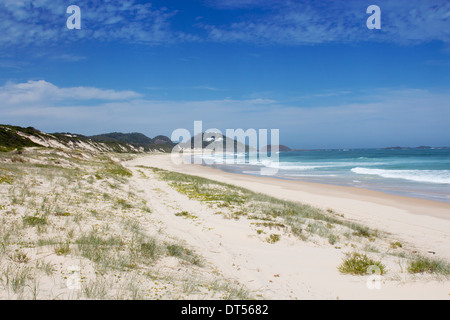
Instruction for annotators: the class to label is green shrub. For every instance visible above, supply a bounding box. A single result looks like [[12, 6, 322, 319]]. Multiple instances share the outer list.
[[105, 164, 132, 177], [407, 257, 450, 275], [175, 211, 197, 219], [390, 241, 402, 249], [116, 198, 132, 209], [328, 234, 338, 245], [338, 252, 386, 275], [166, 244, 202, 266], [266, 234, 280, 244], [23, 215, 47, 227], [0, 175, 13, 184], [140, 240, 159, 260]]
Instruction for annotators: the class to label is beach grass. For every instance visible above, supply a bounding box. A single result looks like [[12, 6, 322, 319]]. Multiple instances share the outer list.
[[140, 165, 450, 279], [0, 149, 248, 299], [145, 166, 379, 245], [337, 252, 386, 276], [407, 256, 450, 275]]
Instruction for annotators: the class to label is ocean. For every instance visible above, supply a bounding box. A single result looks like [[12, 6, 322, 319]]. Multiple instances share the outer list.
[[196, 148, 450, 203]]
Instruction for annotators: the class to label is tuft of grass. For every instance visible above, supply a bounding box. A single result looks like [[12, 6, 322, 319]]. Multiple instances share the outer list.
[[266, 234, 280, 244], [338, 252, 386, 276], [221, 283, 251, 300], [54, 210, 71, 217], [23, 215, 47, 227], [174, 211, 198, 219], [328, 234, 338, 245], [139, 239, 159, 261], [390, 241, 403, 249], [0, 174, 13, 184], [35, 260, 54, 276], [351, 224, 374, 238], [9, 251, 30, 264], [104, 163, 132, 178], [407, 256, 450, 275], [149, 167, 247, 205], [82, 278, 108, 299], [116, 198, 133, 210], [0, 264, 34, 295], [54, 242, 71, 256], [75, 231, 124, 269], [253, 221, 285, 230], [166, 243, 202, 266]]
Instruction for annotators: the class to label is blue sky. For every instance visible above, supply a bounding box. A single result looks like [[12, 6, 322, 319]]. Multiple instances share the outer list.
[[1, 0, 449, 148]]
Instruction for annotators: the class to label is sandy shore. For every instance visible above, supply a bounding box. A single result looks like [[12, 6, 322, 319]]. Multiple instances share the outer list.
[[3, 149, 448, 300], [125, 153, 450, 300]]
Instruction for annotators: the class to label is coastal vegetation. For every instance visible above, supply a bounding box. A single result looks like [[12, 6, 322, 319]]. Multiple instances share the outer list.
[[0, 148, 250, 299], [0, 140, 448, 299], [337, 252, 386, 275], [0, 124, 174, 154], [407, 256, 450, 275], [143, 166, 450, 280], [146, 166, 380, 245]]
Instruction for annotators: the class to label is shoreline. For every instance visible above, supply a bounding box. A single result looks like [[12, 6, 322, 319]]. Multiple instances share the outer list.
[[133, 153, 450, 219], [129, 153, 450, 259], [186, 149, 450, 204], [211, 165, 450, 219]]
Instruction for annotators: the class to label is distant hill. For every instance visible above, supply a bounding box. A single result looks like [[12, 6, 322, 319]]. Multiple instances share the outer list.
[[178, 133, 293, 153], [383, 146, 449, 150], [90, 132, 155, 145], [180, 132, 256, 152], [260, 145, 292, 152], [88, 132, 175, 151], [89, 132, 174, 146], [152, 135, 174, 145], [0, 124, 174, 153]]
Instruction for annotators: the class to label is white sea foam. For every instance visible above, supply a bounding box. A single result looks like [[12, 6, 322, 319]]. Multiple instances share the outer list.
[[198, 154, 389, 171], [283, 174, 338, 177], [351, 167, 450, 184]]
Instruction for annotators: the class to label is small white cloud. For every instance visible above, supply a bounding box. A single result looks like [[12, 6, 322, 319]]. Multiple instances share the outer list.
[[0, 80, 142, 105], [192, 85, 224, 91], [1, 82, 448, 148], [51, 54, 87, 62]]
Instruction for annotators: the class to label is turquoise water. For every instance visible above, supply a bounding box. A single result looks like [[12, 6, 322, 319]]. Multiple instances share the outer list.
[[198, 148, 450, 203]]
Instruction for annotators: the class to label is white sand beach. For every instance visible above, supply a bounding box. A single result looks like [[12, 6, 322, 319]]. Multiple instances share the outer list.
[[124, 153, 450, 300], [1, 149, 449, 300]]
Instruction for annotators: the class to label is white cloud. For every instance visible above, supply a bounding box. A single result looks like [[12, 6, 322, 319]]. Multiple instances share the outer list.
[[0, 80, 142, 105], [0, 0, 195, 46], [50, 54, 87, 62], [202, 0, 450, 45], [192, 85, 224, 91], [205, 0, 276, 10], [1, 80, 449, 147], [1, 0, 449, 48]]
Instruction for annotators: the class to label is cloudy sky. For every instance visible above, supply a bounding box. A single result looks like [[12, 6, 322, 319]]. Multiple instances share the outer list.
[[1, 0, 449, 148]]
